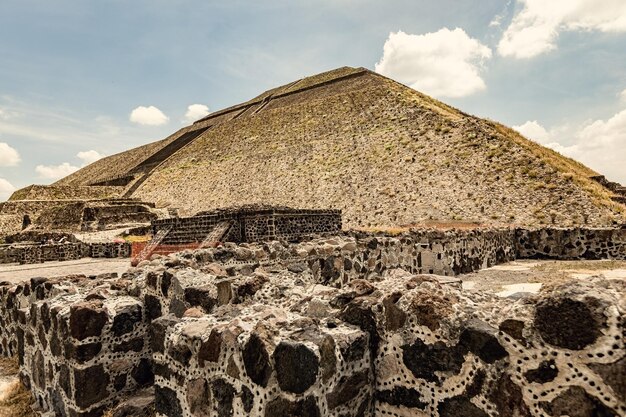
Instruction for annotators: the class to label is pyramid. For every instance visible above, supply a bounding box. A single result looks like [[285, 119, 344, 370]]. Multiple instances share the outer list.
[[47, 66, 625, 228]]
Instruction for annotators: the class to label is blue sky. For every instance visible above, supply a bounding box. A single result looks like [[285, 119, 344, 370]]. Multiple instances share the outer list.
[[1, 0, 625, 200]]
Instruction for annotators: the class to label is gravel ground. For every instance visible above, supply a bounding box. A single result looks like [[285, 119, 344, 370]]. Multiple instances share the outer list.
[[460, 259, 626, 295], [0, 258, 131, 284], [0, 358, 20, 416]]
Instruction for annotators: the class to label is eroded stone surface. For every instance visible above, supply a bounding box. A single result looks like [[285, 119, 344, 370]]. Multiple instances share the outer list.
[[0, 234, 625, 417]]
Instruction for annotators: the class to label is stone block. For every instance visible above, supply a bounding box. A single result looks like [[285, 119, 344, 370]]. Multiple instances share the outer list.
[[154, 305, 372, 417]]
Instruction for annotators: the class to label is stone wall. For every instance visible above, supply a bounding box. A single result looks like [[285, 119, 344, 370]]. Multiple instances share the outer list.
[[89, 242, 132, 259], [81, 204, 157, 232], [0, 242, 131, 265], [22, 291, 152, 416], [1, 200, 86, 220], [516, 227, 626, 259], [154, 208, 342, 245], [0, 227, 624, 417], [1, 275, 153, 417], [8, 185, 123, 201], [0, 243, 86, 264], [184, 229, 518, 287], [147, 268, 625, 417]]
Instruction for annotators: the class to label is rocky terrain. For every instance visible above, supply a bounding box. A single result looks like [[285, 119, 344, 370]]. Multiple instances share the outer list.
[[0, 228, 624, 416]]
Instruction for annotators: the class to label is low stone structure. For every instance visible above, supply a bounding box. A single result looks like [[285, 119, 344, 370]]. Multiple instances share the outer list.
[[0, 227, 624, 416], [21, 287, 153, 416], [516, 227, 626, 259], [0, 242, 131, 265], [153, 206, 342, 245], [132, 205, 342, 266]]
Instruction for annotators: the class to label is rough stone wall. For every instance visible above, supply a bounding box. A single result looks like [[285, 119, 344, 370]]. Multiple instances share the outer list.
[[347, 273, 625, 417], [7, 185, 123, 201], [81, 204, 157, 232], [7, 276, 153, 417], [89, 242, 132, 259], [243, 211, 342, 242], [0, 242, 131, 265], [516, 227, 626, 259], [0, 278, 57, 357], [144, 265, 375, 417], [153, 309, 371, 417], [181, 229, 518, 288], [143, 260, 625, 417], [1, 200, 86, 218], [154, 209, 342, 245], [0, 227, 625, 417], [26, 202, 86, 232]]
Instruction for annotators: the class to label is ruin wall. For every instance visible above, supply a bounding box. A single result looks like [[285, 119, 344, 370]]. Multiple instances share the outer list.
[[516, 227, 626, 259], [154, 209, 342, 245], [8, 185, 123, 202], [0, 228, 624, 416], [0, 242, 131, 265]]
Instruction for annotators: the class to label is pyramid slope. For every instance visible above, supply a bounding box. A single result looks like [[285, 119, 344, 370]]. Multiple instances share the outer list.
[[54, 128, 190, 187], [56, 67, 625, 228]]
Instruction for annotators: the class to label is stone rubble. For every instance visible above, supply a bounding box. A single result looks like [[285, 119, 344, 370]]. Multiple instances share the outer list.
[[0, 228, 624, 416]]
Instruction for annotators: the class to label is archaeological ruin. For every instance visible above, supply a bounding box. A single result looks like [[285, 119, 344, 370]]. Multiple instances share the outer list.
[[0, 226, 625, 416], [0, 66, 625, 416]]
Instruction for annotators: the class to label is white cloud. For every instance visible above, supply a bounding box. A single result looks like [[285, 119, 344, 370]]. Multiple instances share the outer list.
[[32, 151, 103, 182], [0, 178, 15, 201], [489, 15, 503, 28], [35, 163, 79, 180], [620, 88, 626, 102], [129, 106, 169, 126], [375, 28, 492, 98], [513, 120, 551, 143], [0, 142, 20, 167], [498, 0, 626, 59], [514, 109, 626, 183], [184, 104, 210, 123], [77, 150, 104, 166], [0, 108, 19, 120], [578, 108, 626, 149]]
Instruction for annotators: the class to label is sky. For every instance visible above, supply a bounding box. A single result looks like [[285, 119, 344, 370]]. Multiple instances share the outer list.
[[1, 0, 625, 200]]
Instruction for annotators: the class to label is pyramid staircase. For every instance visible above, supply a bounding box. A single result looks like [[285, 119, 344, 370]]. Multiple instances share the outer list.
[[200, 220, 233, 248], [131, 225, 173, 266], [590, 176, 626, 204], [122, 127, 210, 198]]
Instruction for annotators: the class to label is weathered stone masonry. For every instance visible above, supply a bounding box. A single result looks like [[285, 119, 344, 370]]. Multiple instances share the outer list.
[[150, 272, 625, 417], [0, 242, 131, 265], [516, 227, 626, 259], [0, 227, 624, 416], [1, 275, 152, 417], [152, 207, 342, 245]]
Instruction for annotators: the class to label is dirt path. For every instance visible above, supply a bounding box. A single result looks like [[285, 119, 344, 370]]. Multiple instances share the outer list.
[[460, 259, 626, 296], [0, 258, 131, 284]]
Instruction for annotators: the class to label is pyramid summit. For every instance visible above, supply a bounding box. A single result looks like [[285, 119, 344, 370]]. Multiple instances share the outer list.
[[6, 66, 626, 231]]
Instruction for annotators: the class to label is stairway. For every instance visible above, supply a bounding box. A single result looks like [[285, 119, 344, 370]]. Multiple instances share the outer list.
[[200, 220, 233, 248], [131, 225, 173, 266], [590, 175, 626, 205], [122, 127, 210, 198]]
